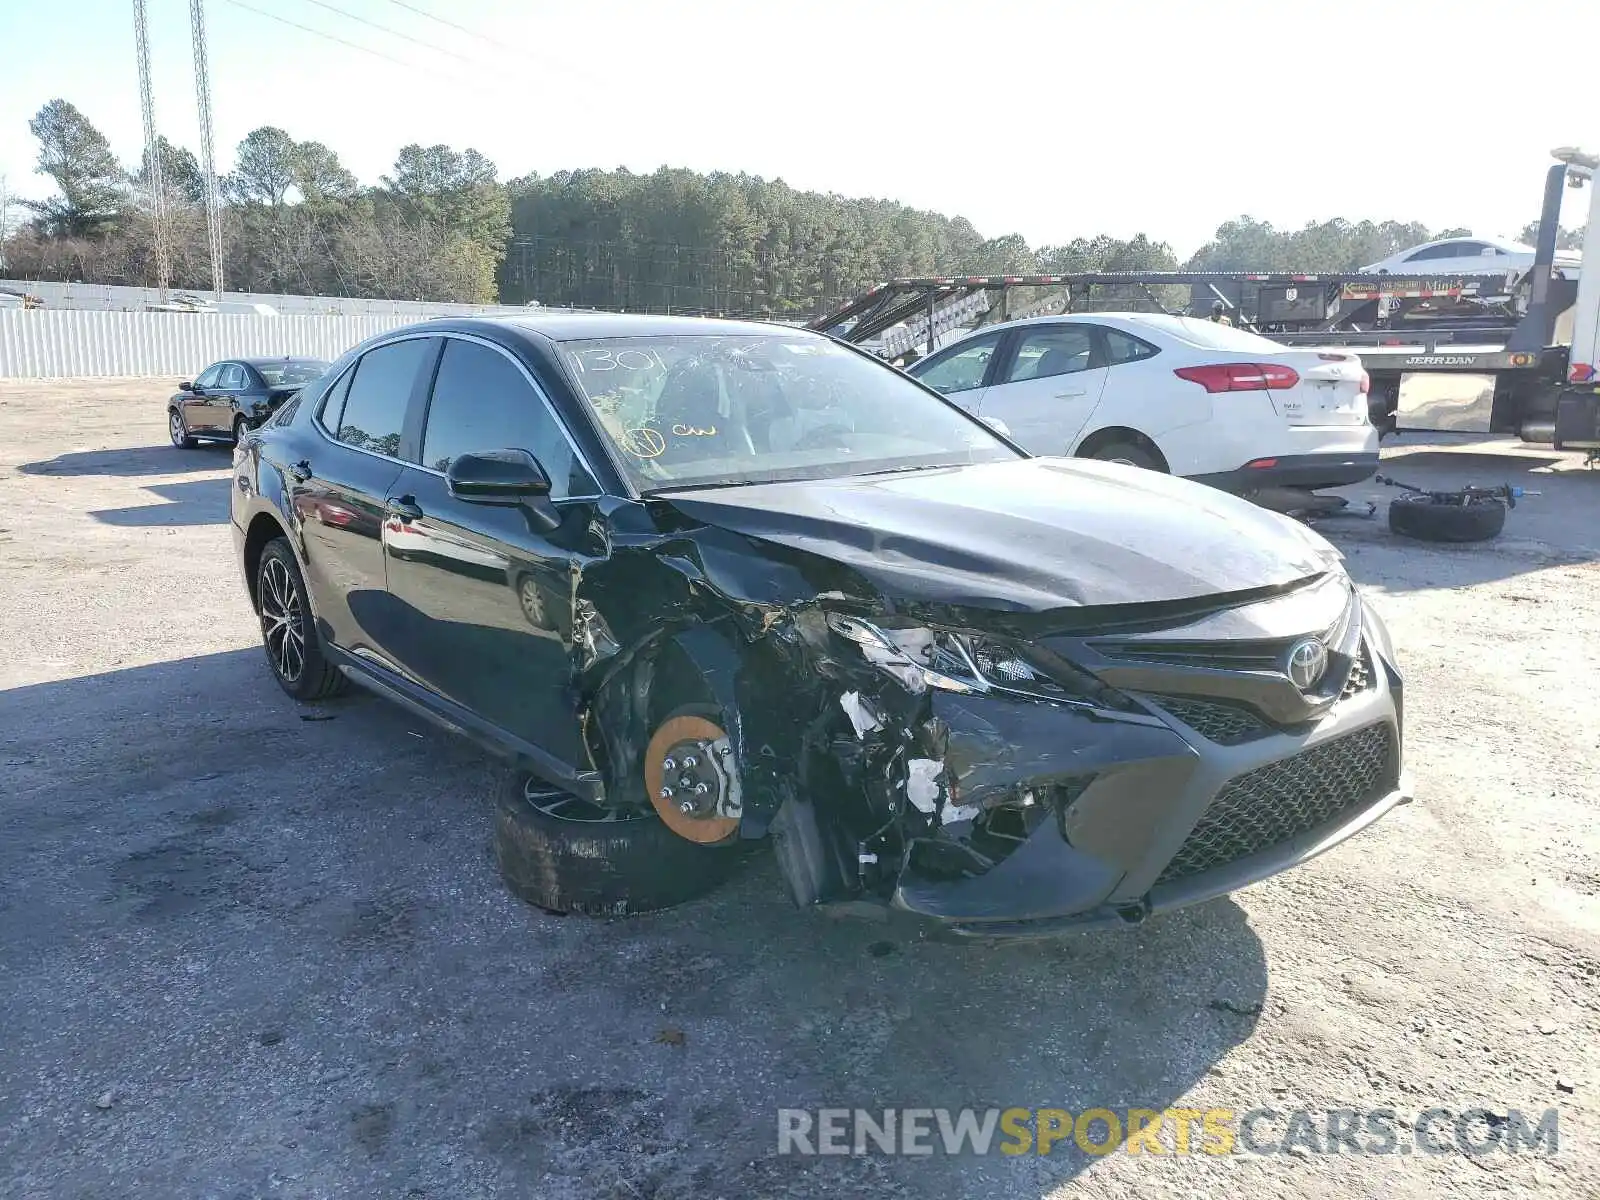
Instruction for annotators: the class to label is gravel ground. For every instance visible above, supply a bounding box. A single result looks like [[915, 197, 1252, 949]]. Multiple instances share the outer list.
[[2, 377, 1597, 1199]]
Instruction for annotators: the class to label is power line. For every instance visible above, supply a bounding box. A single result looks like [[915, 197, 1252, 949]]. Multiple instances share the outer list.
[[227, 0, 609, 136], [223, 0, 442, 75], [377, 0, 506, 52], [375, 0, 596, 90], [291, 0, 477, 64], [219, 0, 510, 100]]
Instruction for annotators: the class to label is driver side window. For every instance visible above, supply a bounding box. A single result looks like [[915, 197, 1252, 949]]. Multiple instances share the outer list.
[[193, 365, 224, 389], [915, 333, 1001, 395], [421, 337, 597, 499], [1406, 241, 1484, 262]]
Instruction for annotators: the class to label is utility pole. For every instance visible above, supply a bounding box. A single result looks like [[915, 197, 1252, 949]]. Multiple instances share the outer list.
[[0, 174, 10, 274], [133, 0, 170, 302], [190, 0, 225, 299]]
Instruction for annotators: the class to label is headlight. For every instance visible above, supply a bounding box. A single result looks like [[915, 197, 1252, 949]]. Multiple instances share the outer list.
[[825, 614, 1062, 699]]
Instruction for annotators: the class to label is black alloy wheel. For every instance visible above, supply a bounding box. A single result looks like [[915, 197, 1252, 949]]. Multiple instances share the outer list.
[[255, 539, 349, 700]]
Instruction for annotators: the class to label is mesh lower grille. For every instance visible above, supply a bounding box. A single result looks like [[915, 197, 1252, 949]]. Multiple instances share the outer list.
[[1150, 696, 1272, 745], [1156, 723, 1395, 885]]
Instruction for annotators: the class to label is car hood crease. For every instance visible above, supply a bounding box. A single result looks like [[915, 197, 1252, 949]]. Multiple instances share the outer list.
[[657, 458, 1334, 613]]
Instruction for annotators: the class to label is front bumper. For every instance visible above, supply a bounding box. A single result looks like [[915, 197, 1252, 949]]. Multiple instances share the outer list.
[[1191, 450, 1380, 493], [890, 626, 1407, 937]]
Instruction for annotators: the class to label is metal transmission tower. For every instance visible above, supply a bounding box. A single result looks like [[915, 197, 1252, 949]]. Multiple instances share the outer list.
[[0, 175, 10, 273], [189, 0, 225, 299], [132, 0, 170, 302]]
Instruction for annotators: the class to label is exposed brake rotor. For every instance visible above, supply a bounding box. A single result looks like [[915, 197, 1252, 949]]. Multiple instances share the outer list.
[[644, 714, 741, 844]]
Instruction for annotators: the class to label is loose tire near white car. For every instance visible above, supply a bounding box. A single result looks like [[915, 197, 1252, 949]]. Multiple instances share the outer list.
[[1387, 492, 1507, 542]]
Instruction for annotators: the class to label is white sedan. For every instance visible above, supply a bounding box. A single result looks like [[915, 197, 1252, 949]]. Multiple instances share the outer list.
[[1359, 235, 1580, 279], [907, 313, 1378, 493]]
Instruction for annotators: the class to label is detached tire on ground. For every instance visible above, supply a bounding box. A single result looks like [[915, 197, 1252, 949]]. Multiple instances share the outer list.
[[1388, 492, 1507, 542], [493, 772, 745, 916]]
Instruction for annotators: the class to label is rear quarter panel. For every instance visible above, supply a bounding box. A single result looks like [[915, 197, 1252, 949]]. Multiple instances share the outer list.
[[1072, 357, 1221, 473]]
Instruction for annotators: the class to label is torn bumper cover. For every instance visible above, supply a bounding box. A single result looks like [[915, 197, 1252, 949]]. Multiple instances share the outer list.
[[788, 582, 1410, 937], [895, 681, 1409, 937]]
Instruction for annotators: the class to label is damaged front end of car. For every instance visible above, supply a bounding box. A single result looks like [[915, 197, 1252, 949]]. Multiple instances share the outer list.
[[570, 499, 1409, 937]]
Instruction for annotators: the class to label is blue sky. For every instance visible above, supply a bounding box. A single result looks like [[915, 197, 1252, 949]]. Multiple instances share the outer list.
[[1, 0, 1595, 256]]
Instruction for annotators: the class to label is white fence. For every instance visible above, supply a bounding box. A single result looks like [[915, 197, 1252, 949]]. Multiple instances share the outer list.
[[0, 310, 420, 379], [0, 277, 532, 318]]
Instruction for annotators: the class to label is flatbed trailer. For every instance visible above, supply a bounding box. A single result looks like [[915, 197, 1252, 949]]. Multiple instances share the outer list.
[[812, 151, 1595, 442]]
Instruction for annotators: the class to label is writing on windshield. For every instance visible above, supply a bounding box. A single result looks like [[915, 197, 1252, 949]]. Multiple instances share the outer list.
[[564, 334, 1017, 492]]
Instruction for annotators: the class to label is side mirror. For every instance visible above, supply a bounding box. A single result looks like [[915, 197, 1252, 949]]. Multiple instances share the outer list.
[[180, 381, 195, 393], [446, 448, 560, 531]]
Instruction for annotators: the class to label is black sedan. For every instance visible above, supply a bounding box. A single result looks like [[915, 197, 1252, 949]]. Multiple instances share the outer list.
[[229, 314, 1410, 935], [168, 356, 329, 449]]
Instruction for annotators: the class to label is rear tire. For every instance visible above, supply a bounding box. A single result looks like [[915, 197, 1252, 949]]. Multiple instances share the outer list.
[[1388, 492, 1506, 542], [1086, 440, 1162, 471], [493, 771, 744, 916], [255, 538, 350, 700], [233, 415, 250, 445]]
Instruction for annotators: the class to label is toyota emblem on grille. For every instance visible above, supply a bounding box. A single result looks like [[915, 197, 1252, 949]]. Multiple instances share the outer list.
[[1285, 638, 1328, 691]]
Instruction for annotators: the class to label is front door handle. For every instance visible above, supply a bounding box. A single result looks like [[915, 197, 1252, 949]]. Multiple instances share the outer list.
[[387, 497, 424, 523], [289, 460, 312, 483], [1055, 389, 1087, 399]]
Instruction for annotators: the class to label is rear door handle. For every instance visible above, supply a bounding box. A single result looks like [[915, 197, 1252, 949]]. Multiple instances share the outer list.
[[1055, 389, 1087, 399], [387, 497, 424, 523], [289, 460, 312, 483]]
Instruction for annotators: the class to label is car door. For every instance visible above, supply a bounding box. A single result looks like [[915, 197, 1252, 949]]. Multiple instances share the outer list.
[[289, 335, 438, 663], [380, 334, 605, 769], [907, 330, 1004, 417], [200, 362, 247, 433], [981, 323, 1108, 455], [234, 363, 269, 427], [182, 364, 225, 430]]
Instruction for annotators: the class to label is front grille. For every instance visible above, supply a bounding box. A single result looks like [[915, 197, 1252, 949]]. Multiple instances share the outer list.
[[1156, 723, 1395, 885], [1340, 642, 1374, 701], [1096, 641, 1282, 672], [1148, 696, 1273, 745]]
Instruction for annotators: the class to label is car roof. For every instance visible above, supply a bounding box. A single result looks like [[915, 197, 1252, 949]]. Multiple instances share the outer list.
[[402, 312, 809, 343], [1365, 234, 1532, 265], [933, 311, 1179, 340], [239, 356, 329, 367]]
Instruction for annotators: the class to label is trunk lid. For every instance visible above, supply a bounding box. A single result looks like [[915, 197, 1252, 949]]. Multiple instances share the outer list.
[[1217, 349, 1370, 427]]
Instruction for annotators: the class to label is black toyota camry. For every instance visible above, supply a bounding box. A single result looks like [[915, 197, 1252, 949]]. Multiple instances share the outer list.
[[230, 313, 1410, 935], [169, 356, 329, 448]]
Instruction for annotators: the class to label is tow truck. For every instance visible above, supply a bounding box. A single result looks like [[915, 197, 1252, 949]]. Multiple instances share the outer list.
[[811, 148, 1597, 447], [1550, 150, 1600, 457]]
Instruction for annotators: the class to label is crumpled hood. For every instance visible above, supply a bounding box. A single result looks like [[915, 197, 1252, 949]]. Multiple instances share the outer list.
[[658, 457, 1336, 613]]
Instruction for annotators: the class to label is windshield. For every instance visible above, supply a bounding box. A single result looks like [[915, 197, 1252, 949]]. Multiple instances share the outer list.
[[256, 360, 329, 386], [561, 334, 1021, 493]]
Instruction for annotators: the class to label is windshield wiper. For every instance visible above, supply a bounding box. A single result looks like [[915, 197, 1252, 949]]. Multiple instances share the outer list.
[[642, 479, 758, 495], [851, 463, 952, 478]]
